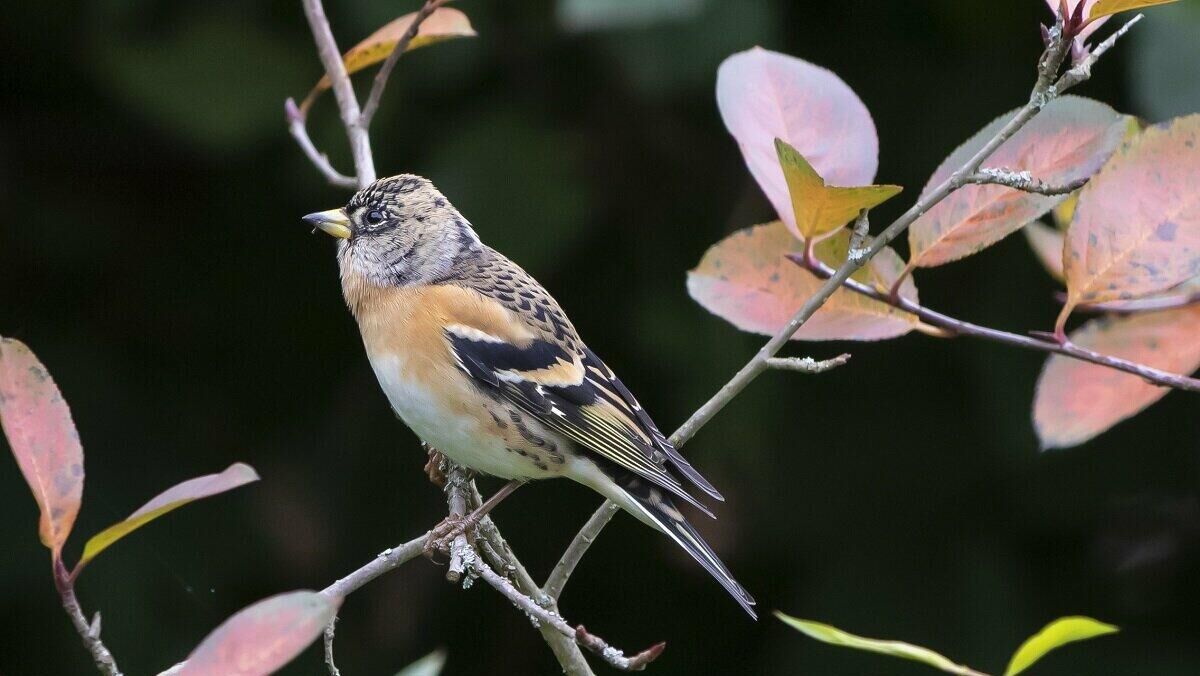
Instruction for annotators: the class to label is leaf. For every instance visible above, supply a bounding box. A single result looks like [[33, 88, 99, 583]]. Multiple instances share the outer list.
[[687, 222, 919, 341], [1045, 1, 1109, 44], [1090, 0, 1179, 20], [1034, 305, 1200, 448], [1024, 221, 1067, 282], [1051, 192, 1079, 230], [1058, 115, 1200, 331], [299, 7, 476, 113], [78, 462, 259, 569], [395, 649, 448, 676], [776, 612, 975, 675], [0, 338, 84, 559], [177, 591, 340, 676], [907, 96, 1130, 270], [717, 47, 880, 238], [775, 139, 902, 241], [1004, 616, 1119, 676]]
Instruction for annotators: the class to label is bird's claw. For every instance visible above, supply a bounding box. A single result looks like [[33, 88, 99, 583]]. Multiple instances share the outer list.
[[422, 513, 478, 558]]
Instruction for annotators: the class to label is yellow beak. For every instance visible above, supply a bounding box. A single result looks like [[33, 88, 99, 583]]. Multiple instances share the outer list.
[[302, 208, 352, 239]]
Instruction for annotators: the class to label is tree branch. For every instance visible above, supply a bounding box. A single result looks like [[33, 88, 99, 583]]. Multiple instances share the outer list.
[[359, 0, 451, 129], [791, 253, 1200, 393], [300, 0, 375, 186], [765, 354, 852, 374], [286, 98, 358, 189], [965, 167, 1089, 195], [549, 9, 1137, 600], [323, 615, 341, 676], [54, 559, 122, 676]]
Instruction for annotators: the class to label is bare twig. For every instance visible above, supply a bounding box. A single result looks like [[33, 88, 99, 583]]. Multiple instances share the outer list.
[[765, 354, 852, 374], [848, 209, 871, 260], [321, 535, 427, 599], [323, 616, 341, 676], [443, 465, 477, 584], [792, 253, 1200, 393], [551, 10, 1139, 599], [471, 555, 665, 672], [359, 0, 451, 128], [54, 560, 122, 676], [300, 0, 375, 186], [286, 98, 358, 189], [545, 501, 620, 602], [1056, 14, 1145, 92], [965, 168, 1089, 196]]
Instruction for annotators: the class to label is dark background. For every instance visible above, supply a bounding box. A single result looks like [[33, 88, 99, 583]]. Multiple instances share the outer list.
[[3, 1, 1200, 674]]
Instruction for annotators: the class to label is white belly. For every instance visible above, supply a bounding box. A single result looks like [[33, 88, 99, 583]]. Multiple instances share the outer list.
[[367, 353, 537, 479]]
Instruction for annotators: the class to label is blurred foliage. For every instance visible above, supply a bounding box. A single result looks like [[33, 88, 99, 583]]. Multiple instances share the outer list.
[[2, 0, 1200, 675]]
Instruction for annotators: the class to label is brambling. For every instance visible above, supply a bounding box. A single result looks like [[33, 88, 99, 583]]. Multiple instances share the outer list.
[[303, 174, 755, 617]]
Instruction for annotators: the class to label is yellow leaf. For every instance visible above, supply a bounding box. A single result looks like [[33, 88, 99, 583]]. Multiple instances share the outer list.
[[1089, 0, 1179, 20], [299, 7, 476, 113], [774, 139, 901, 241], [776, 612, 976, 675], [1004, 616, 1118, 676], [78, 463, 259, 569]]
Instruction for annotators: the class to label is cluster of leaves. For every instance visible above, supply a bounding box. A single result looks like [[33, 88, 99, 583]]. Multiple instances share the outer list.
[[689, 0, 1198, 450], [778, 613, 1117, 676]]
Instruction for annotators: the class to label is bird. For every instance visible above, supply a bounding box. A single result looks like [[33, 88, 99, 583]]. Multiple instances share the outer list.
[[303, 174, 755, 618]]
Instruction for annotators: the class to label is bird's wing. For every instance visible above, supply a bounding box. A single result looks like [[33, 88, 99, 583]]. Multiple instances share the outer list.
[[443, 320, 714, 515]]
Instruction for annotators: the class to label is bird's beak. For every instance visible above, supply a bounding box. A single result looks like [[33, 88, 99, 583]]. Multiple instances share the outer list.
[[302, 208, 352, 239]]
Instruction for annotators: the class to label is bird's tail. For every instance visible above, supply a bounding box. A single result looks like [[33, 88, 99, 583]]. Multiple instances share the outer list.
[[606, 472, 757, 619]]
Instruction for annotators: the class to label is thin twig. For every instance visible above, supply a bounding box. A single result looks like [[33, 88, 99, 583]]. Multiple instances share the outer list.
[[965, 168, 1089, 196], [320, 535, 427, 599], [54, 560, 122, 676], [471, 556, 665, 671], [1056, 13, 1144, 92], [551, 11, 1119, 599], [468, 484, 597, 675], [323, 616, 341, 676], [300, 0, 375, 186], [792, 253, 1200, 393], [444, 465, 477, 584], [286, 98, 358, 189], [545, 502, 620, 602], [359, 0, 451, 129], [765, 354, 852, 374], [848, 209, 870, 260]]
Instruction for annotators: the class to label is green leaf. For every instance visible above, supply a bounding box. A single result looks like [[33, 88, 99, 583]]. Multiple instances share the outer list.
[[1004, 616, 1118, 676], [78, 462, 258, 570], [395, 649, 448, 676], [776, 612, 976, 675], [775, 139, 901, 241]]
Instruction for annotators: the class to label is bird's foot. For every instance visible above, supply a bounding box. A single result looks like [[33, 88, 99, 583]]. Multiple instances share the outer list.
[[423, 513, 480, 559], [422, 443, 447, 487]]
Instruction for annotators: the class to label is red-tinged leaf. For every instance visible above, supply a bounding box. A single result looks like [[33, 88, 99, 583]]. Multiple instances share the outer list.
[[1034, 305, 1200, 448], [1046, 0, 1109, 41], [177, 591, 340, 676], [1089, 0, 1179, 20], [687, 222, 919, 341], [0, 338, 83, 559], [717, 47, 879, 238], [78, 462, 259, 570], [299, 7, 476, 113], [1025, 221, 1067, 282], [1058, 115, 1200, 331], [908, 96, 1130, 270]]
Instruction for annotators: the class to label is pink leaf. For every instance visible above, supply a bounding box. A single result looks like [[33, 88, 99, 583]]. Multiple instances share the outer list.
[[717, 47, 879, 238], [1058, 115, 1200, 331], [1024, 221, 1067, 282], [78, 463, 260, 569], [687, 222, 918, 341], [177, 591, 340, 676], [1034, 305, 1200, 448], [0, 338, 84, 559], [908, 96, 1129, 269]]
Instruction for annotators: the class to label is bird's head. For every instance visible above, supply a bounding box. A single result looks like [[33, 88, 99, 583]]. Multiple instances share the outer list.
[[303, 174, 480, 287]]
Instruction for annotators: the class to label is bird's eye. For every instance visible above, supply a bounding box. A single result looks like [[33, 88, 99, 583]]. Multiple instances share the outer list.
[[365, 210, 385, 226]]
